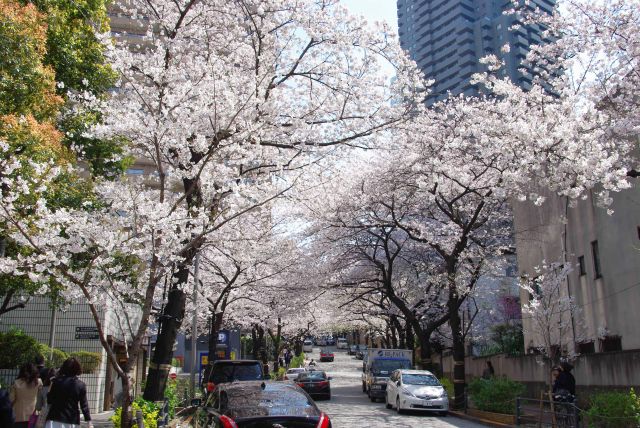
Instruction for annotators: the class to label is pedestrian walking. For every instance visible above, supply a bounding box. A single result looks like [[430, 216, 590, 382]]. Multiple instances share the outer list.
[[44, 358, 92, 428], [35, 369, 55, 428], [284, 350, 292, 369], [34, 356, 49, 383], [0, 384, 15, 427], [482, 361, 495, 379], [9, 362, 42, 428]]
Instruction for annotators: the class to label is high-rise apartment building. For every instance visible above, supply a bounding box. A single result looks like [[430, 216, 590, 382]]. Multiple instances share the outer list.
[[397, 0, 555, 104]]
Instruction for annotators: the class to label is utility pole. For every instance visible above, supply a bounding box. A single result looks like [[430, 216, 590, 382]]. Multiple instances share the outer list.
[[189, 252, 200, 398]]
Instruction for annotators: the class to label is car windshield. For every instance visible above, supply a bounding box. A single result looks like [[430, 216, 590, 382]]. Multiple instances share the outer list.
[[298, 372, 326, 381], [287, 369, 304, 374], [371, 360, 412, 375], [402, 374, 440, 386], [211, 364, 263, 384], [303, 341, 312, 345]]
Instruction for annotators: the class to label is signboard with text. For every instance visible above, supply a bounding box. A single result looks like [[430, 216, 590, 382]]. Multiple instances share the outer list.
[[75, 326, 99, 340]]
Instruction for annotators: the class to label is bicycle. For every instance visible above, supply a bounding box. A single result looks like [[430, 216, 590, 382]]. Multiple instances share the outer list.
[[553, 393, 579, 428]]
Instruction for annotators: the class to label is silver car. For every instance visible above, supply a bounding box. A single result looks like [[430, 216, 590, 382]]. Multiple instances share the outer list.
[[284, 367, 306, 381], [385, 369, 449, 415]]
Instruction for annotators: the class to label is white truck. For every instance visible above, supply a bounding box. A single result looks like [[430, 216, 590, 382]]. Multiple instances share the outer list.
[[361, 349, 413, 402]]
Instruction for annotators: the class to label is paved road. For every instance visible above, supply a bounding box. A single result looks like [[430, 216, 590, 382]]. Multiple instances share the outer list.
[[308, 347, 485, 428]]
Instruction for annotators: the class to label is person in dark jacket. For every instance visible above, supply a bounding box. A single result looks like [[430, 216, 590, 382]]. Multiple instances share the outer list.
[[552, 365, 576, 398], [45, 358, 92, 428], [0, 385, 15, 427]]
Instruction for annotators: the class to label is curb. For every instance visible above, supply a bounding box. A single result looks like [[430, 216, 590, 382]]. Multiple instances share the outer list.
[[449, 410, 513, 428]]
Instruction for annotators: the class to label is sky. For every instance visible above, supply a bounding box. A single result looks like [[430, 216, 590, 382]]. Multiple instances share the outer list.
[[339, 0, 399, 33]]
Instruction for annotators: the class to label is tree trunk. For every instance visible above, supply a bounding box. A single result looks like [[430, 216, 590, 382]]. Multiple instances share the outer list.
[[202, 312, 223, 385], [143, 265, 188, 401], [119, 373, 132, 428], [449, 300, 466, 410], [251, 326, 257, 358]]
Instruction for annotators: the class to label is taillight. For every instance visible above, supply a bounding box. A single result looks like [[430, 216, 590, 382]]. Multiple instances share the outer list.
[[318, 381, 329, 387], [284, 376, 289, 380], [297, 382, 305, 388], [206, 382, 216, 392], [220, 415, 238, 428], [317, 412, 330, 428]]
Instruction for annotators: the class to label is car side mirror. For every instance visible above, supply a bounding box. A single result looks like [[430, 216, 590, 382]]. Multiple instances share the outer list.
[[190, 398, 202, 407]]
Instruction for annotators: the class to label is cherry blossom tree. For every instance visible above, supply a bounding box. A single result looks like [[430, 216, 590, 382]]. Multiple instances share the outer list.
[[88, 0, 422, 401], [520, 261, 583, 388]]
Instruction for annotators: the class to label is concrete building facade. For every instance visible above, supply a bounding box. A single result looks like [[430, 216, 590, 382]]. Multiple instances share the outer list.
[[513, 183, 640, 355], [0, 297, 146, 413], [397, 0, 555, 104]]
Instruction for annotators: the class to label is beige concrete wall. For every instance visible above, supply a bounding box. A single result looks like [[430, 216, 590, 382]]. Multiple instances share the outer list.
[[513, 181, 640, 352], [439, 350, 640, 399]]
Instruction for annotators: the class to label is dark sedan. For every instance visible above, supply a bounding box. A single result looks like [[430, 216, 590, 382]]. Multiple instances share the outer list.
[[319, 349, 334, 362], [296, 371, 331, 400], [195, 381, 332, 427]]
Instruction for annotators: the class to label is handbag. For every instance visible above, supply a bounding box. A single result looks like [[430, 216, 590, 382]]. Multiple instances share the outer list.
[[35, 404, 49, 428], [28, 411, 38, 428]]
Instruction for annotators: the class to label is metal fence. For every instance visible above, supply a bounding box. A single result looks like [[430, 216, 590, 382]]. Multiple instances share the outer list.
[[515, 396, 581, 427]]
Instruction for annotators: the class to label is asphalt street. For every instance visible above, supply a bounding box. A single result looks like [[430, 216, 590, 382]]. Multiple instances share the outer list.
[[309, 347, 485, 428]]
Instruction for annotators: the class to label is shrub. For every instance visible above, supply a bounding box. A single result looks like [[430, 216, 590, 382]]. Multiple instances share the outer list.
[[0, 330, 70, 369], [289, 352, 305, 369], [39, 344, 68, 368], [271, 367, 286, 380], [164, 378, 179, 418], [468, 376, 525, 415], [69, 351, 102, 374], [584, 389, 640, 428], [0, 329, 41, 368], [111, 397, 159, 428], [439, 377, 454, 398]]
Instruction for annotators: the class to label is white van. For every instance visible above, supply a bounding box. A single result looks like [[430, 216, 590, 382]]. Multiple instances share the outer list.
[[337, 338, 348, 349], [303, 340, 313, 353]]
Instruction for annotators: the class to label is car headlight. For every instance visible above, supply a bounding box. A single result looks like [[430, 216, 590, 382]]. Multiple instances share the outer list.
[[440, 390, 448, 398], [400, 388, 416, 397]]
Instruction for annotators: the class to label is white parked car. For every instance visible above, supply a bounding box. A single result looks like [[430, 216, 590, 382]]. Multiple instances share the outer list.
[[385, 369, 448, 416], [284, 367, 307, 381], [336, 338, 348, 349], [303, 340, 314, 353]]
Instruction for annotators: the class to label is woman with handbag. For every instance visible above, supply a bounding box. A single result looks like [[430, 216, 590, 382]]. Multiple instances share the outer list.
[[9, 363, 42, 428], [44, 358, 92, 428]]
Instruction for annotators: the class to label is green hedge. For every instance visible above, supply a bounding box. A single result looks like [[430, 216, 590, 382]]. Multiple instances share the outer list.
[[584, 389, 640, 428], [0, 329, 101, 373], [69, 351, 102, 374], [111, 397, 158, 428], [468, 376, 525, 415], [0, 329, 41, 369]]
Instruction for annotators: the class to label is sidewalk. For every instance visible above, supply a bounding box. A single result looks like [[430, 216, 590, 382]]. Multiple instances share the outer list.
[[80, 410, 114, 428]]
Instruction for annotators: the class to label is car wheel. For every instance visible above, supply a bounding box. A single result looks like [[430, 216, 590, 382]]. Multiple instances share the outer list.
[[396, 398, 403, 414], [326, 393, 331, 400], [370, 395, 377, 402], [362, 382, 366, 393], [385, 394, 392, 409]]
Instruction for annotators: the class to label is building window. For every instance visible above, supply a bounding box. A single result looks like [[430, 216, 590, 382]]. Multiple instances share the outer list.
[[577, 341, 595, 354], [591, 241, 602, 278], [600, 335, 622, 353], [578, 256, 586, 276]]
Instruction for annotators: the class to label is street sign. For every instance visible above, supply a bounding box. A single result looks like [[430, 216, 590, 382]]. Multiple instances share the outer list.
[[75, 326, 99, 340]]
